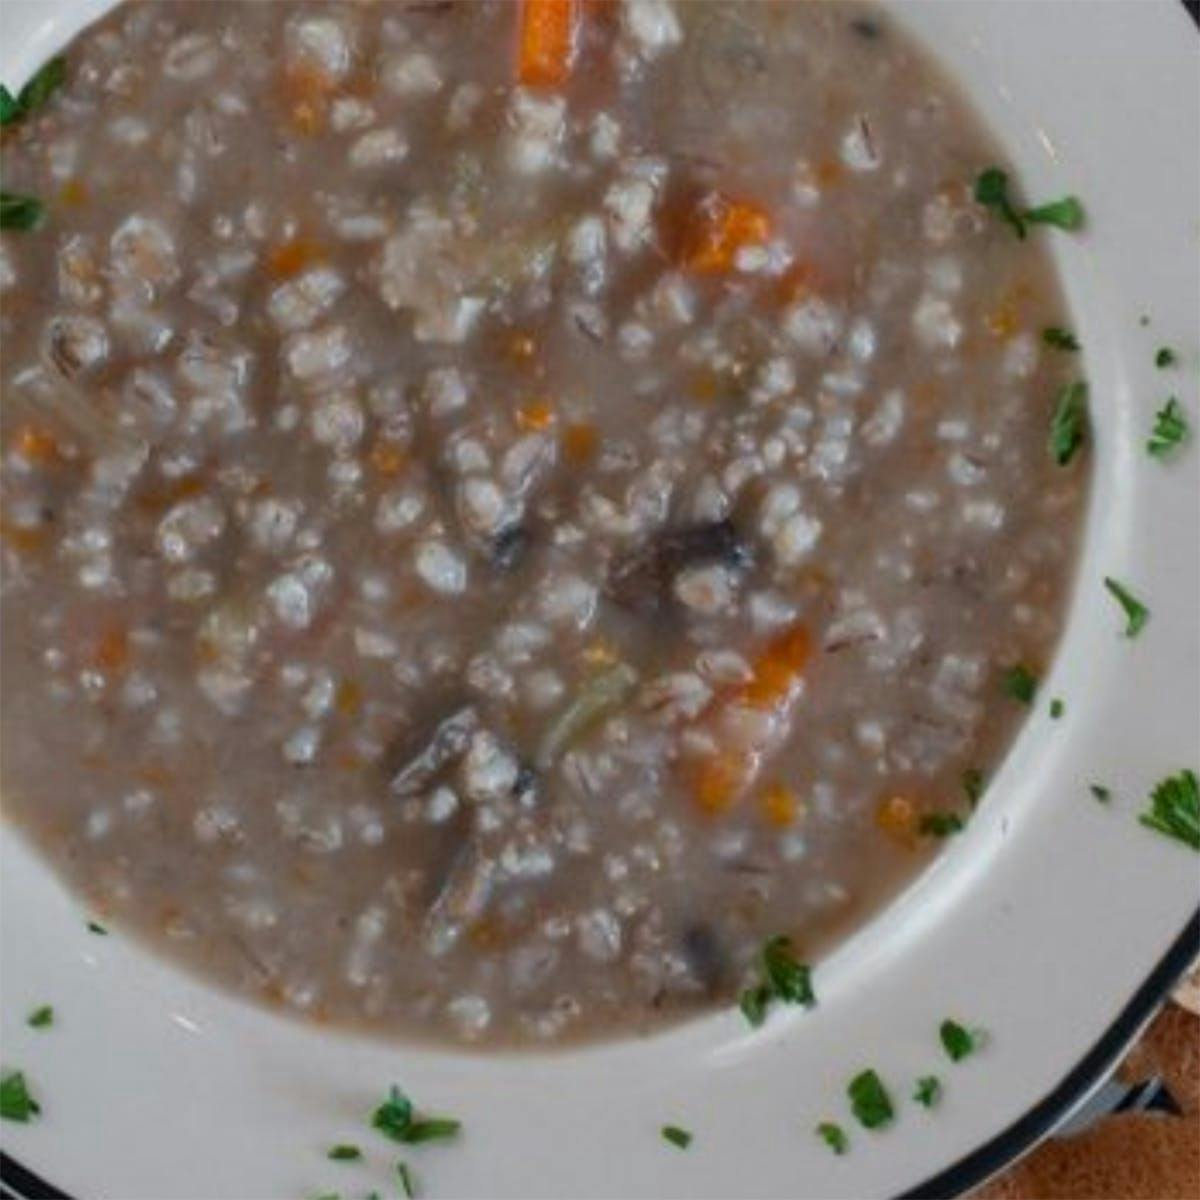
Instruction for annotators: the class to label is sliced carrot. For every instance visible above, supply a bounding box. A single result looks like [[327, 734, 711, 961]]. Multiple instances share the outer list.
[[13, 424, 61, 465], [761, 781, 799, 828], [516, 400, 555, 431], [562, 421, 599, 464], [267, 236, 323, 279], [335, 678, 363, 717], [517, 0, 579, 88], [736, 624, 812, 710], [0, 521, 48, 553], [876, 794, 918, 847], [691, 749, 755, 815], [281, 63, 337, 135], [369, 440, 407, 477], [93, 626, 130, 673], [682, 192, 771, 274]]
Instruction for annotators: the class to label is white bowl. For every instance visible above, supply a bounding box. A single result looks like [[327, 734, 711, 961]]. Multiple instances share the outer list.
[[2, 2, 1197, 1197]]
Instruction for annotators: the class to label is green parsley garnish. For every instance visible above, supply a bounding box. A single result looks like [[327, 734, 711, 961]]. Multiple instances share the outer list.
[[919, 812, 964, 838], [86, 920, 108, 935], [940, 1019, 982, 1062], [397, 1161, 416, 1199], [974, 168, 1026, 238], [27, 1005, 54, 1029], [738, 935, 814, 1027], [0, 1071, 40, 1122], [661, 1125, 693, 1150], [1, 191, 45, 232], [762, 935, 814, 1004], [1, 56, 66, 127], [738, 984, 771, 1027], [1103, 577, 1149, 638], [1138, 769, 1199, 852], [1155, 347, 1177, 368], [1042, 327, 1080, 351], [847, 1069, 894, 1130], [1024, 195, 1085, 231], [1049, 698, 1065, 719], [1002, 664, 1038, 705], [1090, 784, 1112, 803], [962, 769, 985, 808], [1048, 381, 1088, 465], [327, 1145, 362, 1162], [913, 1076, 942, 1108], [816, 1121, 848, 1155], [975, 169, 1085, 238], [1147, 397, 1189, 459], [371, 1086, 460, 1145]]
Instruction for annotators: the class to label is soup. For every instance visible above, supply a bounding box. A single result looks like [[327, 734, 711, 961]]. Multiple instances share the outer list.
[[0, 0, 1087, 1045]]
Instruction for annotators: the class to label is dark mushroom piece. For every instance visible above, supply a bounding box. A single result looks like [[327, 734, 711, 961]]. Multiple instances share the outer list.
[[608, 519, 753, 615], [490, 522, 531, 572], [386, 705, 480, 797], [680, 922, 728, 995]]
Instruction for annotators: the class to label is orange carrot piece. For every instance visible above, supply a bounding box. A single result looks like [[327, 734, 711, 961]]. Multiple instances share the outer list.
[[736, 624, 812, 709], [517, 401, 555, 431], [369, 440, 407, 476], [876, 794, 918, 846], [13, 424, 61, 465], [562, 421, 599, 464], [267, 236, 323, 279], [683, 193, 771, 274], [93, 627, 129, 673], [692, 749, 755, 815], [761, 782, 799, 827], [517, 0, 578, 88]]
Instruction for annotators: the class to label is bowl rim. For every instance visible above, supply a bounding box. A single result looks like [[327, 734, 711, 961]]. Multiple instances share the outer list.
[[2, 2, 1199, 1198]]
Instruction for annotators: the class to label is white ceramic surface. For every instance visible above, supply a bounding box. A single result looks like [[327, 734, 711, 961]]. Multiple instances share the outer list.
[[2, 2, 1197, 1198]]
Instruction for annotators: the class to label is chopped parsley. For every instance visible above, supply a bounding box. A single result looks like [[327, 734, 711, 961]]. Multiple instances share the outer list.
[[1138, 769, 1199, 852], [326, 1145, 362, 1162], [1049, 698, 1065, 719], [371, 1086, 460, 1145], [940, 1019, 982, 1062], [1048, 381, 1088, 466], [1147, 397, 1189, 459], [974, 168, 1026, 238], [397, 1161, 416, 1199], [738, 984, 772, 1027], [919, 812, 964, 838], [26, 1005, 53, 1029], [974, 169, 1085, 238], [1042, 327, 1080, 351], [0, 1071, 40, 1122], [738, 935, 814, 1027], [1024, 195, 1085, 231], [762, 935, 814, 1005], [1, 191, 45, 232], [1090, 784, 1112, 803], [1103, 577, 1149, 638], [86, 920, 108, 935], [847, 1069, 894, 1130], [1002, 664, 1038, 705], [1155, 347, 1177, 368], [661, 1125, 693, 1150], [1, 56, 66, 127], [962, 768, 986, 807], [913, 1076, 942, 1108], [816, 1121, 848, 1155]]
